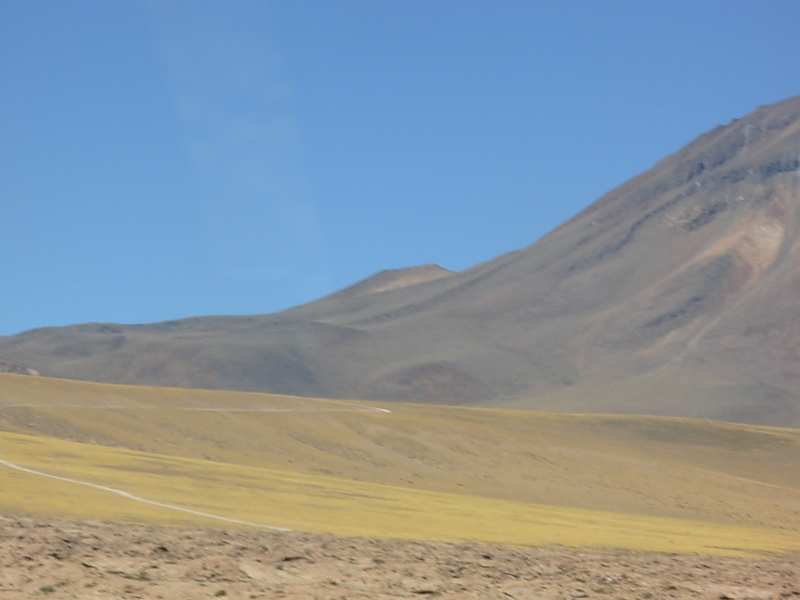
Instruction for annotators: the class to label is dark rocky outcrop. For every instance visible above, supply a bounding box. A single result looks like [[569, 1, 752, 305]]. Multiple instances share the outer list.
[[0, 356, 39, 376]]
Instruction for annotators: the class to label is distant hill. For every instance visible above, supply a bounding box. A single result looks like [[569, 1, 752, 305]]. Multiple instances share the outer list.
[[3, 95, 800, 426]]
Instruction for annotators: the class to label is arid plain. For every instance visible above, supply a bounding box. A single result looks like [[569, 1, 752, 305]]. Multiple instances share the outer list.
[[1, 372, 799, 598]]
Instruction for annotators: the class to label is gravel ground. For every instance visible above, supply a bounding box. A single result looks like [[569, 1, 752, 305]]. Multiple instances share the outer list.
[[0, 518, 797, 600]]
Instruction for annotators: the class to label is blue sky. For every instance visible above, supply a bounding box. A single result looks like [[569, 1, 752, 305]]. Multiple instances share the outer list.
[[2, 1, 799, 336]]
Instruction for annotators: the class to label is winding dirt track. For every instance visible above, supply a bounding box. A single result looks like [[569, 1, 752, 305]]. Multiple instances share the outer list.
[[0, 458, 291, 531], [0, 399, 390, 532]]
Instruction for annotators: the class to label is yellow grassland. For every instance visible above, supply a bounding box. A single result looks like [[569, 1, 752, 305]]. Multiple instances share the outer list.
[[1, 373, 799, 556]]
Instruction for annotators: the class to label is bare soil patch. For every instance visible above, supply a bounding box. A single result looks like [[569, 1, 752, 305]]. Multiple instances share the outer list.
[[0, 517, 797, 599]]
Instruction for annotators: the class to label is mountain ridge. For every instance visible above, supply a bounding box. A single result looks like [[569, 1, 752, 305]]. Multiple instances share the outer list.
[[3, 95, 800, 426]]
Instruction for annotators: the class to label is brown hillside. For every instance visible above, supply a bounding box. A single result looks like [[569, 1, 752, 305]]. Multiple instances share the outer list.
[[2, 96, 800, 425]]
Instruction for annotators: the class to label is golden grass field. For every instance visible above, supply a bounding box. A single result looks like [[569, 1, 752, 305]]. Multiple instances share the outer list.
[[1, 373, 799, 556]]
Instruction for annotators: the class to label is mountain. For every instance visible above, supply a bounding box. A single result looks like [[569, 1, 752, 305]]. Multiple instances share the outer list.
[[3, 96, 800, 426]]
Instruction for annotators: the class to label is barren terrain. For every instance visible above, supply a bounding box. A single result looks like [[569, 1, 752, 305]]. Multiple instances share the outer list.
[[2, 374, 799, 597], [1, 517, 798, 600]]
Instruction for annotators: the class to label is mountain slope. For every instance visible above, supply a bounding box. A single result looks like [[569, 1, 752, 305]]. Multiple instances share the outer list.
[[3, 96, 800, 425]]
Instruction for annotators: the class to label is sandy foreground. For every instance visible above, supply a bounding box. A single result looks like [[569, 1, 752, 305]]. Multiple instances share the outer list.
[[0, 518, 797, 600]]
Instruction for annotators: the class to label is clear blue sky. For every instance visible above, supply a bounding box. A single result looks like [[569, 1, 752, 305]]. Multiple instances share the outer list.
[[2, 1, 799, 336]]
